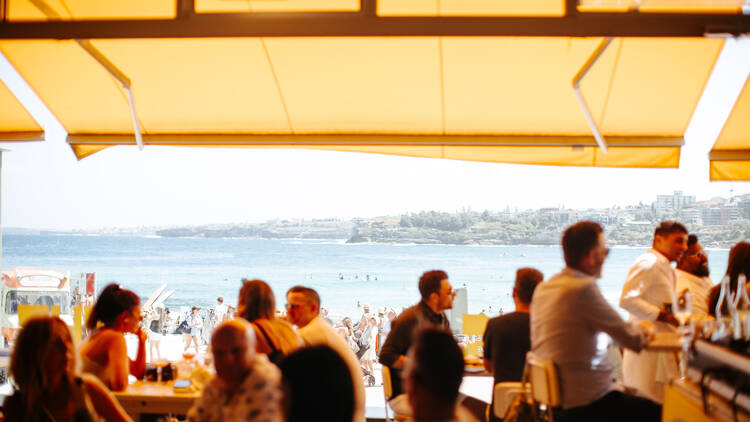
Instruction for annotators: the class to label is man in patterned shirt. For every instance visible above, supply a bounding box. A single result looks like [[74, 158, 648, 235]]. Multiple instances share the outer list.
[[187, 319, 282, 422]]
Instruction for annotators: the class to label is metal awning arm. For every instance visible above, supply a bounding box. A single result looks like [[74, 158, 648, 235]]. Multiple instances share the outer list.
[[29, 0, 144, 150], [572, 37, 613, 153], [75, 40, 144, 150]]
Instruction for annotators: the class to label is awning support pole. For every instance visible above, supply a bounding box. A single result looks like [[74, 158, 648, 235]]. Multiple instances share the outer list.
[[75, 40, 144, 151], [28, 0, 144, 150], [572, 37, 613, 153]]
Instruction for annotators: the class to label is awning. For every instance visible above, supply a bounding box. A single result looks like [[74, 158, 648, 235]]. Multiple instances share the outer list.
[[710, 74, 750, 181], [2, 0, 746, 167], [0, 36, 722, 164], [0, 76, 43, 142]]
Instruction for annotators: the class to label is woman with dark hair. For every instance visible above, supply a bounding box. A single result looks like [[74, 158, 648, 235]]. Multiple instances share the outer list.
[[79, 283, 147, 391], [237, 279, 301, 365], [281, 345, 355, 422], [708, 242, 750, 317], [4, 316, 131, 422]]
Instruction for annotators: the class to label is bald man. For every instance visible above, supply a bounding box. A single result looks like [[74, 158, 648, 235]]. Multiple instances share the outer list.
[[187, 320, 282, 422]]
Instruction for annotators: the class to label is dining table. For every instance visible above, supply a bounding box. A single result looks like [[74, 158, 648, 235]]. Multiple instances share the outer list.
[[113, 380, 201, 421]]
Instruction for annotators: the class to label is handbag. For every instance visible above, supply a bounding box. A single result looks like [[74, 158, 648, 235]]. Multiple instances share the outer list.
[[504, 366, 541, 422]]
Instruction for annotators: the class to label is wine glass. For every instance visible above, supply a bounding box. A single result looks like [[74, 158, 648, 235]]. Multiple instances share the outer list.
[[674, 288, 692, 379]]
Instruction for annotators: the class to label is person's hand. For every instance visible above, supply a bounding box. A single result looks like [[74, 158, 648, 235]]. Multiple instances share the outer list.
[[637, 319, 656, 342], [135, 326, 147, 343], [657, 311, 679, 327]]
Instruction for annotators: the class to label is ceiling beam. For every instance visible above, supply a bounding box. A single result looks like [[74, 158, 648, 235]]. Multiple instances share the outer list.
[[65, 133, 685, 148], [1, 11, 749, 39]]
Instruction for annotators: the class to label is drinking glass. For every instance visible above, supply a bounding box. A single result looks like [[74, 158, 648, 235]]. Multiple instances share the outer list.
[[674, 289, 692, 379]]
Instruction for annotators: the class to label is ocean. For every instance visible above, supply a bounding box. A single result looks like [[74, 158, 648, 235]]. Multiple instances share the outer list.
[[1, 234, 731, 319]]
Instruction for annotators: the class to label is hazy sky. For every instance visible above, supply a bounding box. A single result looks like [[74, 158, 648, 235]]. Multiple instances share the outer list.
[[1, 39, 749, 230]]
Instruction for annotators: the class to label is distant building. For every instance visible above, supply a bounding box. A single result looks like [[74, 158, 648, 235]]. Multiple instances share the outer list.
[[655, 191, 696, 211], [739, 198, 750, 220], [681, 208, 702, 226], [702, 204, 740, 226]]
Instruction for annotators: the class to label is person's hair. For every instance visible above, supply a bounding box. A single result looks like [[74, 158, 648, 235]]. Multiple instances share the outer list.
[[192, 306, 200, 312], [86, 283, 140, 330], [654, 220, 688, 237], [727, 242, 750, 292], [514, 268, 544, 304], [10, 317, 74, 420], [418, 270, 448, 300], [687, 234, 698, 247], [707, 242, 750, 317], [286, 286, 321, 309], [281, 345, 354, 422], [238, 279, 276, 322], [409, 327, 464, 403], [217, 297, 224, 303], [562, 221, 603, 269], [342, 317, 353, 335]]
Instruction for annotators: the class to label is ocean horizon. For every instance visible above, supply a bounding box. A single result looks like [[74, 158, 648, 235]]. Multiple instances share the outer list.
[[1, 234, 731, 320]]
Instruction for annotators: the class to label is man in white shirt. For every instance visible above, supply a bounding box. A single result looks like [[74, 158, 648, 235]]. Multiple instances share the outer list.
[[531, 221, 659, 421], [285, 286, 366, 422], [620, 221, 687, 403], [214, 297, 228, 323], [675, 234, 713, 317]]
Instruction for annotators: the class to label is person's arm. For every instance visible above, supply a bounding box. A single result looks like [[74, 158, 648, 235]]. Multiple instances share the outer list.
[[83, 375, 133, 422], [619, 263, 663, 322], [129, 327, 147, 379], [378, 314, 415, 369], [108, 334, 130, 391], [482, 321, 493, 374], [582, 283, 649, 352]]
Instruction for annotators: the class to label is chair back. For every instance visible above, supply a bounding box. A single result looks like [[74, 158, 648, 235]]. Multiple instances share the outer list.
[[382, 365, 394, 400], [18, 304, 60, 326], [525, 351, 561, 408], [493, 381, 528, 417]]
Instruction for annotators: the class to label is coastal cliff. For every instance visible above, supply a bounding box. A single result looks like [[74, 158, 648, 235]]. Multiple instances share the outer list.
[[151, 212, 750, 248]]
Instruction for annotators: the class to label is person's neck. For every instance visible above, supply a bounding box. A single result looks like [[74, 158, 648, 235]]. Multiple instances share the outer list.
[[515, 303, 531, 314], [223, 368, 251, 394], [411, 394, 455, 422], [568, 265, 595, 278], [652, 246, 671, 261], [423, 300, 441, 314]]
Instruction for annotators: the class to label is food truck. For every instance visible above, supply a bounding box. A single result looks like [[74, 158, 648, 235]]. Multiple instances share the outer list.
[[0, 267, 72, 347]]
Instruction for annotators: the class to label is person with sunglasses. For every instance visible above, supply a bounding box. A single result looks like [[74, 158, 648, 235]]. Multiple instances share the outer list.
[[379, 269, 456, 415], [237, 279, 301, 367]]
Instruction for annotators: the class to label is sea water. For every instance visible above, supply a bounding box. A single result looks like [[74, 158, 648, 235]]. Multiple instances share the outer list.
[[1, 234, 730, 319]]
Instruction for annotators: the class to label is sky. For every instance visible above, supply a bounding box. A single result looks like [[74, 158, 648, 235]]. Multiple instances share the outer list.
[[0, 38, 749, 231]]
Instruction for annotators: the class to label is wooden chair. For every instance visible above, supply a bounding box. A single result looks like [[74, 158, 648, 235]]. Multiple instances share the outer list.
[[525, 351, 561, 421], [381, 365, 409, 422], [493, 381, 528, 419]]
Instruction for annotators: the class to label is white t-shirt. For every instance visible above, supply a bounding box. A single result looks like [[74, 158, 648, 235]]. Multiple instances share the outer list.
[[215, 303, 228, 322]]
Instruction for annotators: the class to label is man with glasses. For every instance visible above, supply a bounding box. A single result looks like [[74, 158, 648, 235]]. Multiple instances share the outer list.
[[675, 234, 714, 317], [379, 270, 455, 414], [620, 220, 687, 403], [285, 286, 366, 422], [531, 221, 659, 422]]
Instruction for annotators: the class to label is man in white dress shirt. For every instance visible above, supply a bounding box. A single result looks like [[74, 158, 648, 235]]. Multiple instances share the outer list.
[[675, 234, 714, 317], [531, 221, 659, 421], [285, 286, 366, 422], [620, 221, 687, 403]]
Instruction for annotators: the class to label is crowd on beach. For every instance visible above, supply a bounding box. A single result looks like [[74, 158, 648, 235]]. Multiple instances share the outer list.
[[143, 296, 400, 381], [3, 219, 750, 422]]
